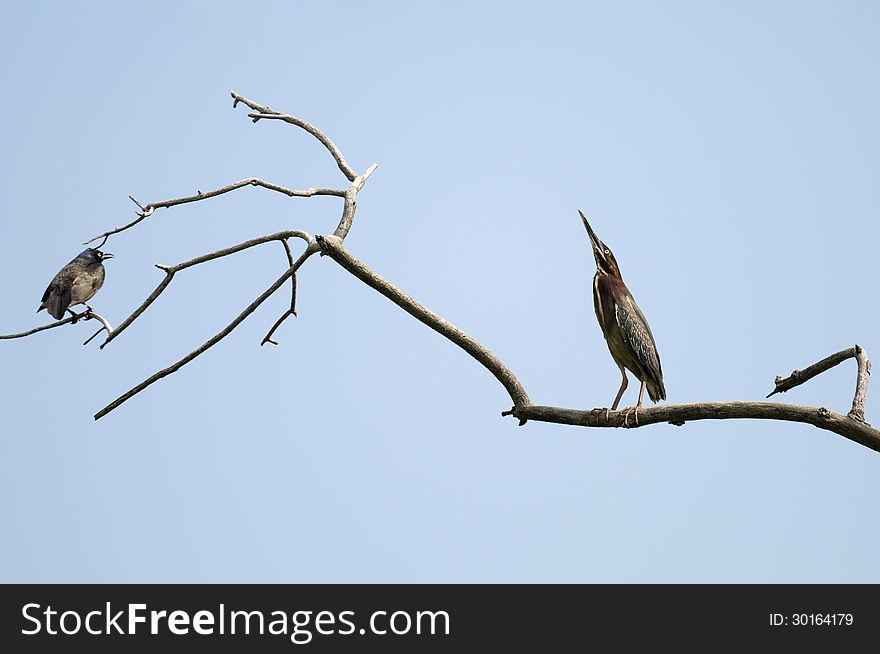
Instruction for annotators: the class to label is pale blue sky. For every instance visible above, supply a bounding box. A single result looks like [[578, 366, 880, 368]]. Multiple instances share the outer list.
[[1, 1, 878, 582]]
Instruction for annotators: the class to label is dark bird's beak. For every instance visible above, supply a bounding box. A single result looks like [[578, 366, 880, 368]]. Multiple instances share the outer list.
[[102, 253, 114, 260]]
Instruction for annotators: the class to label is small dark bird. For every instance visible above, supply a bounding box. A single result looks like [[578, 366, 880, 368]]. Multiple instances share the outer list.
[[579, 210, 665, 424], [38, 248, 113, 321]]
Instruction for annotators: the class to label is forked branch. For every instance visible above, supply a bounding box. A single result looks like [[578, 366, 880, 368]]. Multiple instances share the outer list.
[[100, 230, 315, 349], [89, 92, 377, 417], [501, 346, 877, 452], [262, 239, 298, 346], [232, 90, 358, 181], [767, 345, 871, 423], [85, 180, 345, 245], [507, 401, 880, 453], [94, 242, 319, 420], [1, 310, 113, 346]]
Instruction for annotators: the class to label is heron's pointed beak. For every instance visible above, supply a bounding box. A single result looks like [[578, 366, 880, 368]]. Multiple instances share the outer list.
[[578, 209, 605, 256], [578, 210, 601, 250], [579, 209, 609, 273]]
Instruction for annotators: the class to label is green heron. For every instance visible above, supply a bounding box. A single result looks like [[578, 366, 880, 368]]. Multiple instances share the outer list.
[[579, 210, 665, 424]]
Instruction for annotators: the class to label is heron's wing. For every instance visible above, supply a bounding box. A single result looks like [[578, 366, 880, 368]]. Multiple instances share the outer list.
[[615, 295, 663, 385]]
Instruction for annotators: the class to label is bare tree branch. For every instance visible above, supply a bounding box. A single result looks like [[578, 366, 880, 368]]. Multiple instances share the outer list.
[[100, 231, 315, 349], [850, 345, 871, 423], [82, 312, 114, 346], [1, 310, 113, 343], [84, 180, 343, 245], [83, 93, 379, 414], [768, 347, 856, 396], [100, 273, 173, 349], [500, 346, 876, 449], [333, 163, 379, 240], [246, 112, 357, 181], [95, 243, 320, 420], [767, 345, 871, 423], [1, 316, 79, 339], [262, 239, 298, 346], [504, 402, 880, 453], [232, 90, 359, 181], [316, 234, 531, 409]]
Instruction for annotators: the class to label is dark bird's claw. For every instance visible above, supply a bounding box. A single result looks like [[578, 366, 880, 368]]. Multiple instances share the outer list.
[[68, 310, 90, 325]]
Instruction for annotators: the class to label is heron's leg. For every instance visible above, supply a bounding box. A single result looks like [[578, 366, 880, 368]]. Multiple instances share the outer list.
[[611, 366, 628, 409], [610, 364, 628, 414], [633, 378, 646, 426], [592, 364, 628, 421], [622, 378, 647, 427]]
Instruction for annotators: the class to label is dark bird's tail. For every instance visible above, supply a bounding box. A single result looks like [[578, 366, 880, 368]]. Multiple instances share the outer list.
[[38, 291, 65, 320]]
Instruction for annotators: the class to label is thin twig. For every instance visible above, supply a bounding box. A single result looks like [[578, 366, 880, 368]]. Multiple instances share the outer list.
[[250, 114, 355, 171], [1, 315, 79, 339], [84, 209, 154, 244], [260, 304, 295, 347], [85, 181, 342, 244], [281, 238, 296, 315], [261, 239, 298, 346], [101, 231, 315, 349], [1, 310, 113, 343], [355, 163, 379, 191], [82, 312, 114, 346], [232, 89, 358, 181], [95, 244, 319, 420], [100, 273, 174, 349], [767, 347, 858, 397], [317, 235, 531, 409]]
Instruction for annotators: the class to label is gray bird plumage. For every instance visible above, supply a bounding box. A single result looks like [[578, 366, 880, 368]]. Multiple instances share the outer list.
[[38, 248, 113, 320]]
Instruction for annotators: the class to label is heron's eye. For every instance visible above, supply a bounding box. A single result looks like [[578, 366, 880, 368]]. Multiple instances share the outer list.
[[604, 249, 610, 255]]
